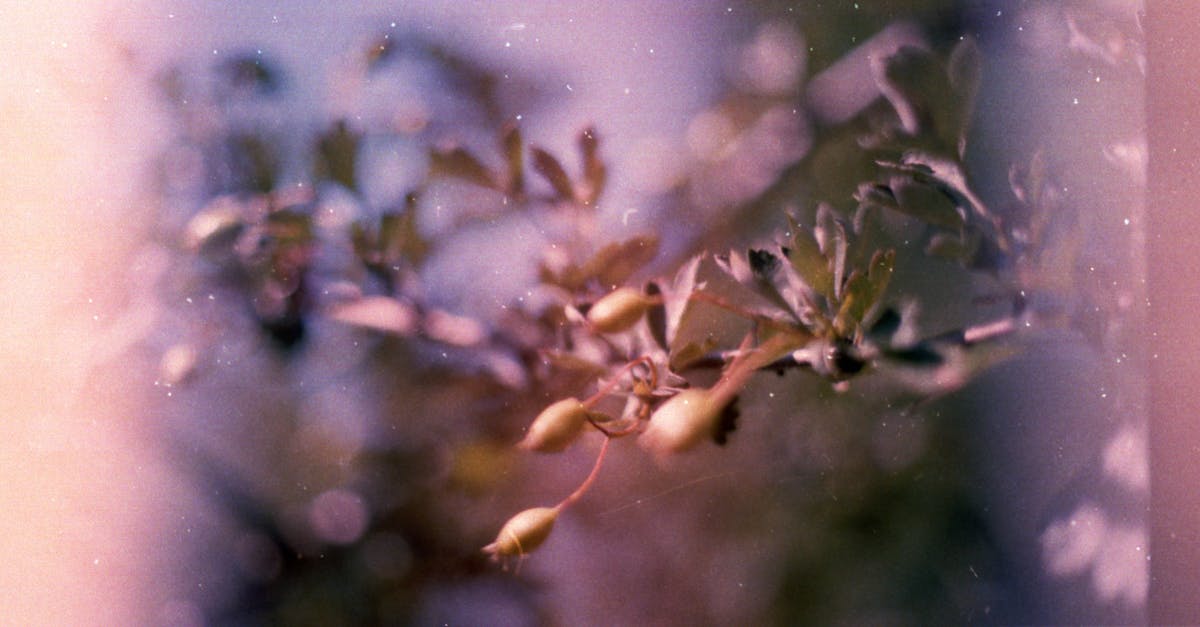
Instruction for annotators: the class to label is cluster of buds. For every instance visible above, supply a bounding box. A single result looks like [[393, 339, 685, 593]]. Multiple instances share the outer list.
[[484, 310, 795, 565]]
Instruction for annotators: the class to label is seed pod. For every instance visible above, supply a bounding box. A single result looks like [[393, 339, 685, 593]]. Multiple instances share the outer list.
[[519, 398, 589, 453], [586, 287, 651, 334], [638, 388, 724, 455], [482, 506, 559, 560]]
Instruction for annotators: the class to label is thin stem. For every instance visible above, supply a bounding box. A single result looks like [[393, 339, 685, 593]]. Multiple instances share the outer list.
[[555, 437, 610, 512], [582, 356, 654, 408]]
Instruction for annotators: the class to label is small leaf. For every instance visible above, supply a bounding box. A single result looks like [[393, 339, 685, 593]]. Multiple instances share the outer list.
[[327, 296, 417, 335], [429, 145, 498, 189], [422, 308, 487, 346], [315, 120, 360, 191], [377, 192, 430, 268], [531, 146, 576, 202], [578, 126, 607, 205], [501, 123, 524, 195], [787, 215, 835, 301], [834, 250, 894, 338], [886, 177, 965, 231]]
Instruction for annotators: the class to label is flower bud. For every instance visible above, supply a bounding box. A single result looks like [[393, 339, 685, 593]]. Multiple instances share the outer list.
[[519, 398, 589, 453], [482, 506, 559, 560], [638, 388, 724, 455], [586, 287, 651, 334]]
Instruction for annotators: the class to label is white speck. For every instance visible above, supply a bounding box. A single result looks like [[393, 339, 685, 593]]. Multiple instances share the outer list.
[[621, 208, 639, 225], [565, 84, 573, 92], [1073, 97, 1080, 105], [1096, 76, 1101, 83], [508, 22, 526, 31], [390, 22, 396, 28], [504, 41, 511, 48], [93, 558, 100, 565], [623, 87, 631, 95], [212, 49, 218, 55], [996, 10, 1002, 16], [516, 114, 523, 121]]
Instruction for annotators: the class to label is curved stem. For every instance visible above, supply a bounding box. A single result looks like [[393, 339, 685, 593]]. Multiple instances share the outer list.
[[555, 437, 610, 512], [582, 356, 654, 408]]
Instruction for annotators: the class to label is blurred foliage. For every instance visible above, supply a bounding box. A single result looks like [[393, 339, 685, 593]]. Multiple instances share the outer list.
[[149, 1, 1144, 624]]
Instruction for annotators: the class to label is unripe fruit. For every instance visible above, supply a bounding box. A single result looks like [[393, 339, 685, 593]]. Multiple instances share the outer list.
[[639, 388, 724, 455], [482, 506, 559, 560], [586, 287, 652, 334], [519, 398, 589, 453]]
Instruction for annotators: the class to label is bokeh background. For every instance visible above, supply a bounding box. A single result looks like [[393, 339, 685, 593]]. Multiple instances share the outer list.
[[1, 1, 1148, 625]]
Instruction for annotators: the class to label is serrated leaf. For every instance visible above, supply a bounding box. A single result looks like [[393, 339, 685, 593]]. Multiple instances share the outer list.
[[531, 146, 576, 202], [579, 126, 607, 206], [429, 145, 498, 189], [833, 250, 894, 338], [787, 215, 835, 302], [501, 122, 524, 195]]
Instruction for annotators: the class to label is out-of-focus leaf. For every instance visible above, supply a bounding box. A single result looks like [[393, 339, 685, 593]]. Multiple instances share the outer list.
[[578, 126, 607, 206], [228, 133, 279, 194], [428, 145, 498, 190], [886, 177, 965, 231], [326, 296, 417, 335], [531, 146, 576, 202], [422, 309, 487, 347], [947, 37, 981, 156], [364, 33, 397, 69], [543, 235, 659, 291], [266, 208, 314, 245], [160, 343, 198, 385], [219, 53, 281, 94], [925, 231, 979, 261], [315, 120, 360, 192], [501, 123, 524, 196], [787, 215, 835, 301], [379, 193, 430, 268], [185, 198, 245, 253], [873, 45, 966, 155], [815, 206, 847, 301]]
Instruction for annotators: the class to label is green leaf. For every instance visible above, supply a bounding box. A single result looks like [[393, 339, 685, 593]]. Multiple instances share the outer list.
[[882, 177, 965, 231], [787, 215, 835, 301], [833, 249, 894, 338]]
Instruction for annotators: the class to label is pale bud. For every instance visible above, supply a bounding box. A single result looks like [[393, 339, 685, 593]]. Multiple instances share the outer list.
[[519, 398, 589, 453], [482, 506, 559, 561], [638, 388, 724, 455], [586, 287, 652, 334]]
